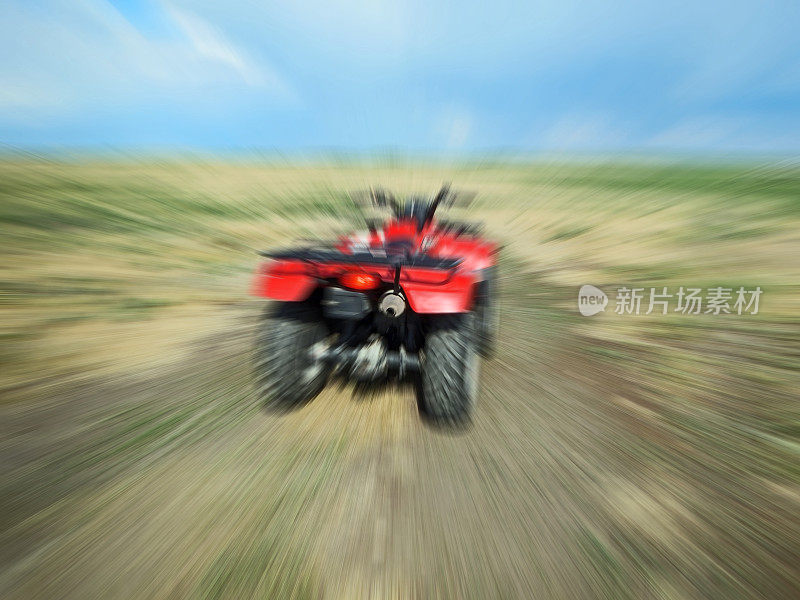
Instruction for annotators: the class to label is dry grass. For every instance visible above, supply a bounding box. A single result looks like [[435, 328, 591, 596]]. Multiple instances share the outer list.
[[1, 157, 799, 598]]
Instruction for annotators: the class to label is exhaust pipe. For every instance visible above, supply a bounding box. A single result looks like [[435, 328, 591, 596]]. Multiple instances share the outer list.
[[378, 291, 406, 317]]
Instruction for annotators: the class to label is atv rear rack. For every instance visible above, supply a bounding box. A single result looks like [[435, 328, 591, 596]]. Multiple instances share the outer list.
[[260, 248, 462, 270]]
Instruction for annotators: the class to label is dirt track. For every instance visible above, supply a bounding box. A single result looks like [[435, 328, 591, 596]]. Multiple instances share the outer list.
[[2, 262, 798, 600], [2, 161, 799, 599]]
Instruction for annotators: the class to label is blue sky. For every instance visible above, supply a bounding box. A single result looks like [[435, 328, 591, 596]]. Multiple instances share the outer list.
[[1, 0, 799, 153]]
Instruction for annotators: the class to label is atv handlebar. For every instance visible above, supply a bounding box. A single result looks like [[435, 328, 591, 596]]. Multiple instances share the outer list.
[[424, 184, 452, 226], [352, 184, 471, 226]]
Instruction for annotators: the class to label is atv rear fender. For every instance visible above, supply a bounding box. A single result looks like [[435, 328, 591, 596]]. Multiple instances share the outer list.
[[401, 272, 476, 313], [252, 259, 482, 313], [251, 260, 317, 301]]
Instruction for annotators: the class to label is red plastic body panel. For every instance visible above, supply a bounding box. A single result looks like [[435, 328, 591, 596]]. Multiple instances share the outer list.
[[253, 260, 479, 313], [251, 261, 316, 301], [251, 215, 498, 313], [402, 272, 476, 313]]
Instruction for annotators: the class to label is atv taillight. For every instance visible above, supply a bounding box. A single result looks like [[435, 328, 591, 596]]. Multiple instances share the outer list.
[[340, 271, 380, 290]]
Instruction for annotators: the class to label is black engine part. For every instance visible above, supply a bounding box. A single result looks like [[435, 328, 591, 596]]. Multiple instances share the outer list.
[[322, 287, 370, 319]]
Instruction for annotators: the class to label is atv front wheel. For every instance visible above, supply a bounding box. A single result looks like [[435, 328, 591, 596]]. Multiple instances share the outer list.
[[255, 302, 329, 409], [420, 315, 480, 424]]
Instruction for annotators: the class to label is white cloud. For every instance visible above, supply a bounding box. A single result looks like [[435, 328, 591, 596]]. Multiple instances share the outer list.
[[164, 5, 288, 91], [0, 0, 294, 116], [244, 0, 412, 63]]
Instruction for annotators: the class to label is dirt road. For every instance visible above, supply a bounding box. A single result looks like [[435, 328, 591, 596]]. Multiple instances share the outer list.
[[2, 262, 798, 599], [1, 160, 798, 598]]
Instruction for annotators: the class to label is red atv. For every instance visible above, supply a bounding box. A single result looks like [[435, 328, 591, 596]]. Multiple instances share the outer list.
[[251, 185, 499, 423]]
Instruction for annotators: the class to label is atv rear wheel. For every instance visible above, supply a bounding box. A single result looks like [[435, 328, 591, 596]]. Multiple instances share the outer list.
[[255, 302, 329, 409], [475, 266, 498, 357], [420, 315, 480, 424]]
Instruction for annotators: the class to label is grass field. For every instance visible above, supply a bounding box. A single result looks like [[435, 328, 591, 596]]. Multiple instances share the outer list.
[[1, 157, 799, 598]]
